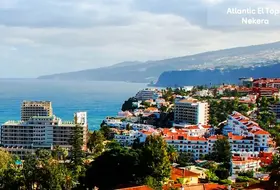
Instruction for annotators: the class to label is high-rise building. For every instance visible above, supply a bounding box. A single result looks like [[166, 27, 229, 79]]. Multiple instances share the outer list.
[[135, 89, 156, 101], [21, 101, 53, 121], [1, 101, 87, 159], [174, 98, 209, 125]]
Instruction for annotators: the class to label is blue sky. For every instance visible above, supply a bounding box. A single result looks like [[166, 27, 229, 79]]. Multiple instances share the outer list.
[[0, 0, 280, 78]]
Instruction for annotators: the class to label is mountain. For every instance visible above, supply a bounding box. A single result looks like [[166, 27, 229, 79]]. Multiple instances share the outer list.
[[38, 41, 280, 84], [155, 61, 280, 87]]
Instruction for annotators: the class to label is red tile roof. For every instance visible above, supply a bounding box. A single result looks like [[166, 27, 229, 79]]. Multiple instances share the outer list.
[[208, 135, 224, 140], [228, 132, 254, 140], [204, 183, 228, 190], [252, 130, 270, 135], [171, 167, 200, 181]]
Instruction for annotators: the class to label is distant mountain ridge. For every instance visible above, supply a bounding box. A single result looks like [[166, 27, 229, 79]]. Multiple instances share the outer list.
[[155, 61, 280, 87], [38, 41, 280, 85]]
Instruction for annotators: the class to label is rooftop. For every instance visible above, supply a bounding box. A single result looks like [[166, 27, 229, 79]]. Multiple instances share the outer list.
[[177, 98, 200, 104]]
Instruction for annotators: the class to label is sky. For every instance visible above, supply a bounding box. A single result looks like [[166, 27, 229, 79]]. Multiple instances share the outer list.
[[1, 0, 280, 78]]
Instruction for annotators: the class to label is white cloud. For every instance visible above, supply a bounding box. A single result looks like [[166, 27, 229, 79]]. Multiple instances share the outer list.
[[0, 0, 279, 78]]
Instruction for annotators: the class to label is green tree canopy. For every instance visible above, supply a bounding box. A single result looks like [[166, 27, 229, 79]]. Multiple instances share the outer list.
[[177, 152, 195, 167], [0, 148, 12, 171], [87, 131, 105, 157], [85, 135, 171, 189], [212, 137, 231, 164], [122, 97, 138, 111]]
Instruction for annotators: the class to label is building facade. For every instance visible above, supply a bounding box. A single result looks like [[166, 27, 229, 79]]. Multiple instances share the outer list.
[[269, 102, 280, 123], [174, 98, 209, 125], [21, 101, 53, 121], [1, 102, 88, 159], [253, 78, 280, 89], [135, 89, 156, 101], [232, 159, 261, 175], [225, 111, 270, 152]]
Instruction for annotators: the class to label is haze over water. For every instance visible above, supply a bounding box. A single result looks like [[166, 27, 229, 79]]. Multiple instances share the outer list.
[[0, 79, 146, 130]]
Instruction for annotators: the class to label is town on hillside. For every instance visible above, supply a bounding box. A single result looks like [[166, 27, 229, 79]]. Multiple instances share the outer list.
[[0, 77, 280, 189]]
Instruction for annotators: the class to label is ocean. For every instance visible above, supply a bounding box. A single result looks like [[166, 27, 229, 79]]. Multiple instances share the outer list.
[[0, 79, 147, 131]]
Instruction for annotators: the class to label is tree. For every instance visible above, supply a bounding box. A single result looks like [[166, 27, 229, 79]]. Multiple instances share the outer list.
[[85, 135, 171, 189], [70, 125, 85, 167], [268, 154, 280, 187], [87, 131, 105, 157], [22, 149, 77, 190], [100, 124, 113, 140], [177, 177, 190, 187], [177, 152, 195, 167], [52, 145, 68, 163], [167, 145, 179, 163], [159, 105, 168, 113], [69, 123, 86, 185], [205, 170, 219, 182], [139, 135, 171, 183], [144, 176, 162, 190], [106, 140, 122, 150], [122, 97, 138, 111], [212, 137, 231, 164], [85, 147, 141, 189], [126, 124, 133, 131], [215, 165, 230, 180], [0, 149, 12, 170], [0, 155, 23, 190], [0, 164, 24, 190]]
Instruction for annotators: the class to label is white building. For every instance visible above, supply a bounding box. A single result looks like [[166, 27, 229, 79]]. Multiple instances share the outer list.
[[182, 86, 194, 91], [225, 111, 270, 152], [232, 159, 261, 175], [1, 101, 87, 159], [21, 101, 53, 121], [174, 98, 209, 125], [161, 128, 209, 160], [195, 89, 213, 97], [1, 112, 88, 159], [114, 129, 156, 146], [135, 89, 156, 101]]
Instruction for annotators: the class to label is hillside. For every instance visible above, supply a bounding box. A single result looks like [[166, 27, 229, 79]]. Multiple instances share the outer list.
[[155, 61, 280, 87], [38, 41, 280, 84]]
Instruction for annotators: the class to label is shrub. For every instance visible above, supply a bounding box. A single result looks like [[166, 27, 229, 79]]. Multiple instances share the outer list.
[[238, 170, 254, 178], [219, 179, 232, 185], [236, 176, 250, 182]]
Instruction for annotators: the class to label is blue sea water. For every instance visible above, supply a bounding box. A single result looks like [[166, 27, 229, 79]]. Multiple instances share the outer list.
[[0, 79, 147, 131]]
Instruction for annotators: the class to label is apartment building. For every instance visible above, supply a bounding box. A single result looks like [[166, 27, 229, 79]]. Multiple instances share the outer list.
[[232, 159, 261, 175], [164, 134, 208, 160], [228, 132, 254, 152], [269, 102, 280, 123], [174, 98, 209, 125], [225, 111, 270, 152], [252, 87, 279, 97], [114, 129, 156, 146], [253, 78, 280, 89], [135, 89, 157, 101], [1, 103, 87, 159], [21, 101, 53, 121]]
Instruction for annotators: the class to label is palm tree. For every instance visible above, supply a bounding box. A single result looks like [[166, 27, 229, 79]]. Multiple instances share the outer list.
[[167, 145, 179, 163]]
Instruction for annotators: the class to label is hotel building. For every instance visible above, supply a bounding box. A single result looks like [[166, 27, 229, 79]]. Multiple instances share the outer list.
[[253, 78, 280, 89], [21, 101, 53, 121], [224, 111, 270, 152], [174, 98, 209, 125], [1, 101, 88, 159], [135, 89, 157, 101]]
